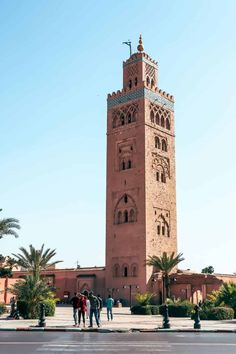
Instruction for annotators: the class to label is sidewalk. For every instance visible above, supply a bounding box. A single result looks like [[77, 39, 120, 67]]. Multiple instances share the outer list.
[[0, 306, 236, 332]]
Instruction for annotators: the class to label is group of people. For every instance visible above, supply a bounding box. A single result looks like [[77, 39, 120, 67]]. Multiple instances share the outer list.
[[70, 291, 114, 328]]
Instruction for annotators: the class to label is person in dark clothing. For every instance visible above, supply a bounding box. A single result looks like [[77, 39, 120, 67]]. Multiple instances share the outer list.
[[78, 293, 87, 328], [70, 292, 80, 326], [88, 291, 100, 328], [97, 294, 103, 324]]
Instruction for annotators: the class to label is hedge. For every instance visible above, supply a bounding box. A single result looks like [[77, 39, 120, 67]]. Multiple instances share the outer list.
[[191, 306, 234, 320], [17, 300, 29, 319], [131, 305, 152, 315], [0, 303, 7, 315], [131, 305, 159, 315], [150, 305, 159, 315], [17, 299, 56, 319], [159, 303, 194, 317], [42, 299, 56, 317]]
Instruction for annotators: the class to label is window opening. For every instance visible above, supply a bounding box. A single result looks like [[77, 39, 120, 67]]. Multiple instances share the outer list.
[[124, 267, 128, 277]]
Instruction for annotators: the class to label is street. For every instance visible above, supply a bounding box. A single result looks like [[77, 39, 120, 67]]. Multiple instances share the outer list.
[[0, 332, 236, 353]]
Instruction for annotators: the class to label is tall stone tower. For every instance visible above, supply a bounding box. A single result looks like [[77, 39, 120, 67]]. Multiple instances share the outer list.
[[105, 36, 177, 301]]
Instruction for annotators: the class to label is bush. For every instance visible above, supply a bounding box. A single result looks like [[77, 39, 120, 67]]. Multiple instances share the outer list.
[[191, 306, 234, 320], [41, 299, 56, 317], [17, 299, 56, 318], [159, 302, 194, 317], [149, 305, 159, 315], [0, 303, 7, 315], [135, 293, 153, 306], [17, 300, 29, 319], [131, 305, 152, 315]]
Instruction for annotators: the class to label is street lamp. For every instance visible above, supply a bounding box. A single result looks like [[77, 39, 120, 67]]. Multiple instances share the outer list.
[[123, 285, 139, 310]]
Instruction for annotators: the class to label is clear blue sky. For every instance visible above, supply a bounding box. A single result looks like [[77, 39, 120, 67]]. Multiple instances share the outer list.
[[1, 0, 236, 273]]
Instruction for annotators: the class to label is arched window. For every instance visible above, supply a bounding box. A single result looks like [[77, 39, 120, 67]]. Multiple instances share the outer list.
[[124, 266, 128, 277], [134, 77, 138, 86], [132, 111, 137, 122], [129, 209, 135, 222], [161, 116, 165, 127], [124, 210, 129, 223], [113, 264, 120, 277], [166, 118, 170, 130], [127, 160, 132, 169], [121, 114, 125, 125], [131, 264, 138, 277], [156, 112, 160, 125], [122, 161, 126, 170], [150, 110, 154, 123], [146, 76, 150, 86], [151, 79, 154, 88], [155, 136, 160, 149], [129, 80, 132, 89], [124, 194, 128, 203], [117, 211, 122, 224], [157, 224, 161, 235], [156, 172, 159, 181], [127, 112, 132, 123], [162, 140, 167, 152], [161, 173, 166, 183]]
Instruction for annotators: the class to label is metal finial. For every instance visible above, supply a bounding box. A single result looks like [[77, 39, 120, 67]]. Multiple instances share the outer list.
[[137, 34, 144, 52], [122, 40, 132, 57]]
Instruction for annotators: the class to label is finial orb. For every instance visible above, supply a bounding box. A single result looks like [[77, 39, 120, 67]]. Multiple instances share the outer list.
[[137, 34, 144, 52]]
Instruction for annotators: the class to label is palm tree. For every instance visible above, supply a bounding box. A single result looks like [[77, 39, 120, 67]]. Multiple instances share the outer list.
[[12, 244, 62, 278], [0, 218, 20, 239], [12, 275, 55, 318], [146, 252, 184, 302]]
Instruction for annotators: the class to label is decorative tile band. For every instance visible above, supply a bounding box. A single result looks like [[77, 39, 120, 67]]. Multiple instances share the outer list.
[[145, 89, 174, 111], [107, 88, 174, 111]]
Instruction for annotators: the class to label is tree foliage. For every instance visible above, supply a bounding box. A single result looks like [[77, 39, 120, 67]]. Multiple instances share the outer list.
[[11, 276, 55, 318], [208, 283, 236, 318], [135, 292, 153, 306], [0, 218, 20, 239], [201, 266, 214, 274], [12, 244, 62, 277], [0, 255, 18, 278], [146, 252, 184, 301]]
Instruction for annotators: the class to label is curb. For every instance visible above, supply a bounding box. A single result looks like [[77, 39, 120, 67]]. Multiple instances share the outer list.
[[0, 327, 236, 333]]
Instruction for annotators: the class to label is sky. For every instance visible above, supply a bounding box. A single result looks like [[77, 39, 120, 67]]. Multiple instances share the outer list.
[[0, 0, 236, 273]]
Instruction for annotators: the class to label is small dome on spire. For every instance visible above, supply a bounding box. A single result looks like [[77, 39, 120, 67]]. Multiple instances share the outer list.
[[137, 34, 144, 52]]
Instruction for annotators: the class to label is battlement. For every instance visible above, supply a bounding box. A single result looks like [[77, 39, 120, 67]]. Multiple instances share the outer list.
[[123, 52, 158, 67], [107, 85, 174, 103]]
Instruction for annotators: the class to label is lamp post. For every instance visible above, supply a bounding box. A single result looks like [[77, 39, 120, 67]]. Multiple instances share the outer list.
[[123, 285, 139, 310]]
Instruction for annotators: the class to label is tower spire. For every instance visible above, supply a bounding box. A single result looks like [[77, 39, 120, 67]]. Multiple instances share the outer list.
[[137, 34, 144, 52]]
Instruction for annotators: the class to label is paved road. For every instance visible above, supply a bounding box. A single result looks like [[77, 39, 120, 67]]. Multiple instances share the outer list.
[[0, 332, 236, 353]]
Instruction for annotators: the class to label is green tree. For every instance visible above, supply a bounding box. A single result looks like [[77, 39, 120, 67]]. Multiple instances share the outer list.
[[0, 255, 17, 278], [12, 244, 62, 278], [11, 275, 55, 318], [146, 252, 184, 302], [135, 292, 153, 306], [214, 283, 236, 314], [0, 217, 20, 239], [201, 266, 214, 274]]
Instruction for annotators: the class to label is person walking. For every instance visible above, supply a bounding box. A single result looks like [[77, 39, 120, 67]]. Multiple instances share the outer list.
[[88, 291, 100, 328], [97, 294, 103, 324], [78, 293, 87, 328], [70, 292, 80, 326], [106, 294, 114, 321]]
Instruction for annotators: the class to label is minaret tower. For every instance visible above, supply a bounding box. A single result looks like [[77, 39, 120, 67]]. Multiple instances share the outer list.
[[105, 36, 177, 301]]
